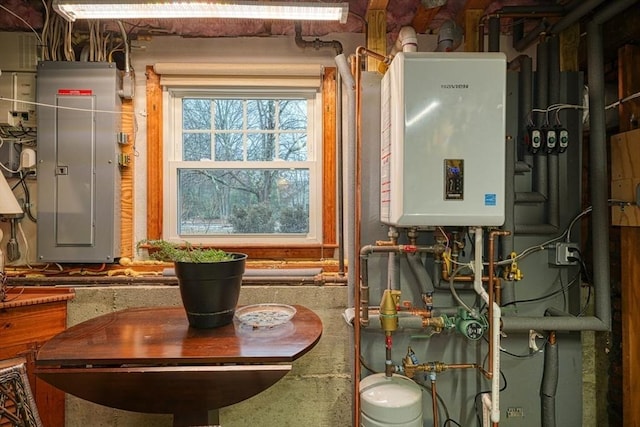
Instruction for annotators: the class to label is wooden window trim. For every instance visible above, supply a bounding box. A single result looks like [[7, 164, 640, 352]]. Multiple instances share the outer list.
[[145, 65, 337, 259]]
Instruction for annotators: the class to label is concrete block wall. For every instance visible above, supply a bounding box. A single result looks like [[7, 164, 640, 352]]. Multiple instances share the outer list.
[[65, 285, 351, 427]]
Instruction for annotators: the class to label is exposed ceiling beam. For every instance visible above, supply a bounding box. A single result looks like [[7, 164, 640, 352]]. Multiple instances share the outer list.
[[458, 0, 492, 24], [366, 0, 390, 13], [412, 4, 443, 33], [365, 0, 389, 71]]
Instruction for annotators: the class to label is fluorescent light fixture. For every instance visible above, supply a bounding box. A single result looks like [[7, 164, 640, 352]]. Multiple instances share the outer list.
[[53, 0, 349, 23]]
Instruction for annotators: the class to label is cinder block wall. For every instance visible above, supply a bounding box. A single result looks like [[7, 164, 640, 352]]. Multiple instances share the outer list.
[[65, 285, 351, 427]]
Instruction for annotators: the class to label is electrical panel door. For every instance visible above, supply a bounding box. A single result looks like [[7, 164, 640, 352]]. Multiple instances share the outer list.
[[37, 61, 121, 262], [381, 52, 506, 227]]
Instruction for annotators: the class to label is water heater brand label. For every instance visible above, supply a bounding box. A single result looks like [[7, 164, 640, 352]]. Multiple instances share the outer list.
[[485, 194, 497, 206]]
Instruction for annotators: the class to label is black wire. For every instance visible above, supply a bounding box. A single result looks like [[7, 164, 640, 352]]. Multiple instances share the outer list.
[[578, 285, 592, 317], [19, 171, 37, 222], [482, 334, 549, 359], [415, 380, 452, 424], [572, 248, 592, 284], [359, 355, 379, 375], [443, 418, 462, 427], [501, 270, 581, 308], [474, 370, 507, 426]]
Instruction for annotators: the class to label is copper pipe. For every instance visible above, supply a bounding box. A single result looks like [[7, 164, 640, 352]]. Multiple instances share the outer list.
[[361, 243, 445, 328], [353, 47, 363, 427], [447, 363, 479, 370], [431, 379, 439, 427], [487, 230, 510, 380]]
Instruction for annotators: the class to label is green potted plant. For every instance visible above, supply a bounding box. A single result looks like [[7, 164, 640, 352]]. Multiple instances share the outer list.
[[138, 240, 247, 329]]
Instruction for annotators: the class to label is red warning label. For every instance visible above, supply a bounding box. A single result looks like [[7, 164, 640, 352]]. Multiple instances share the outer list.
[[57, 89, 93, 95]]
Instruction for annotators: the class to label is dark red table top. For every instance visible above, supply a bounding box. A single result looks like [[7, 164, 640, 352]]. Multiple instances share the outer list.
[[37, 305, 323, 367]]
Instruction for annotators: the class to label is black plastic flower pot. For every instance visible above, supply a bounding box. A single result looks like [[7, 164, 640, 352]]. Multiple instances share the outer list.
[[174, 253, 247, 329]]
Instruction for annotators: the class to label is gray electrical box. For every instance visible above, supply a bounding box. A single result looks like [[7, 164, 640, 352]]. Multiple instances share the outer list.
[[0, 140, 21, 178], [36, 61, 121, 263]]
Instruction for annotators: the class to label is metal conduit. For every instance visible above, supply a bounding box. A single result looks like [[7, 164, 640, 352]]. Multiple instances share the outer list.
[[534, 39, 549, 200], [549, 0, 606, 34], [540, 332, 558, 427], [547, 35, 561, 229], [488, 16, 501, 52]]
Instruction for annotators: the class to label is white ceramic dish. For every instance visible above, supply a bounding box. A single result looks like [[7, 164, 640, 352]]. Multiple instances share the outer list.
[[234, 304, 297, 328]]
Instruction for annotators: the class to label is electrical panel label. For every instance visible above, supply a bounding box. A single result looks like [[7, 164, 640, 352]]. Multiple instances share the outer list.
[[57, 89, 93, 96]]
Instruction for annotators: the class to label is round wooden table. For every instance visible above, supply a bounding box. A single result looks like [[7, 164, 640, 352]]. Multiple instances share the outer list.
[[36, 305, 322, 427]]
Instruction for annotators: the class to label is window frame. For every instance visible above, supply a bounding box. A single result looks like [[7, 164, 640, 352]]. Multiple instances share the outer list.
[[165, 90, 322, 244], [145, 66, 337, 259]]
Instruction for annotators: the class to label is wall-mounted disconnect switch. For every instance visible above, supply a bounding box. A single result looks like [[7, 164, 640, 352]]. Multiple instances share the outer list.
[[545, 127, 557, 153], [529, 128, 541, 154], [558, 128, 569, 153], [548, 242, 580, 266]]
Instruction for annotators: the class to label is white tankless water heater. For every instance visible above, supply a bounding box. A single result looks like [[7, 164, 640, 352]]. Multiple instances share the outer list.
[[380, 52, 506, 227]]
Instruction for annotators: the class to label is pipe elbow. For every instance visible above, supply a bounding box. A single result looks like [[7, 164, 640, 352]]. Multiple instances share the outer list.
[[436, 19, 462, 52], [390, 26, 418, 57], [398, 26, 418, 53]]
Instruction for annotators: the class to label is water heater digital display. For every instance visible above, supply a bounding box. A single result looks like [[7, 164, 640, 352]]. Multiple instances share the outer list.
[[380, 52, 506, 227]]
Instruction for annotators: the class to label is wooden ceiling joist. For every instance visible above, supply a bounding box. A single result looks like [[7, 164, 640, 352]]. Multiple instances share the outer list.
[[365, 0, 389, 71], [412, 4, 443, 33], [366, 0, 389, 12], [458, 0, 492, 24]]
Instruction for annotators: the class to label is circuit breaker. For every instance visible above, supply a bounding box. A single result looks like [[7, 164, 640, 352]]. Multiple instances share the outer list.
[[36, 61, 121, 262], [380, 52, 506, 227]]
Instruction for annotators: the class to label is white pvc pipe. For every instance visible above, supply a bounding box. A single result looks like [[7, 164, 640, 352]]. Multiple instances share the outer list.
[[491, 301, 501, 423], [390, 26, 418, 56], [334, 54, 356, 302], [473, 227, 488, 303], [334, 53, 355, 89], [472, 227, 500, 424]]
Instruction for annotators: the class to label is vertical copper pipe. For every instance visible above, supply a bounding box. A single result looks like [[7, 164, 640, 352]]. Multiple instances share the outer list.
[[353, 47, 363, 427], [352, 46, 390, 427]]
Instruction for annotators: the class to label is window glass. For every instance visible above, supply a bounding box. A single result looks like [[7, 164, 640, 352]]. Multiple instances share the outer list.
[[166, 93, 319, 243]]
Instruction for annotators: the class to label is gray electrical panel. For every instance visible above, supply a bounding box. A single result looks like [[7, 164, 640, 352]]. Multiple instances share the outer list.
[[36, 61, 121, 262]]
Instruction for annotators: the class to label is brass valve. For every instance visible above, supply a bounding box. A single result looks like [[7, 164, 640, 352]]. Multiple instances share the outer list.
[[379, 289, 402, 333], [403, 356, 448, 379], [504, 251, 524, 281]]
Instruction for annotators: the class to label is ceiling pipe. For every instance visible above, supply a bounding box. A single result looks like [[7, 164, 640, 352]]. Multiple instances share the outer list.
[[389, 26, 418, 56], [435, 20, 462, 52], [487, 16, 500, 52], [513, 18, 549, 52], [294, 22, 343, 55], [477, 6, 564, 52], [548, 0, 607, 34]]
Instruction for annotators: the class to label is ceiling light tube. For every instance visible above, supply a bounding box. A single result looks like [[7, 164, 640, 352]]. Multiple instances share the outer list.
[[53, 0, 349, 23]]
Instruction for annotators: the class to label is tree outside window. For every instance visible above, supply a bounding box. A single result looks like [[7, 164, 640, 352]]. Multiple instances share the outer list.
[[176, 97, 313, 237]]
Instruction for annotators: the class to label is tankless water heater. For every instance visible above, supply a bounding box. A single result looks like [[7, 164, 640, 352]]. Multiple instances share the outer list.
[[380, 52, 506, 227]]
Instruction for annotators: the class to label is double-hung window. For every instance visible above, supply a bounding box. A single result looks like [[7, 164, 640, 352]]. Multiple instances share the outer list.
[[164, 89, 322, 246]]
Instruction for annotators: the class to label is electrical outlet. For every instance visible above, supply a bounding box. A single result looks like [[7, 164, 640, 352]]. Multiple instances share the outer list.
[[506, 407, 524, 418], [548, 242, 580, 266]]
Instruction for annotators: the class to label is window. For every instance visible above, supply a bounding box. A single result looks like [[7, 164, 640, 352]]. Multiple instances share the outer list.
[[164, 90, 322, 245]]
